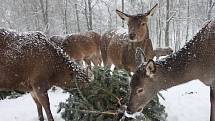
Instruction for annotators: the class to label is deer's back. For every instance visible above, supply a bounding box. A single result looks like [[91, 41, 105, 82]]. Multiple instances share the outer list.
[[62, 31, 101, 60], [0, 29, 71, 91]]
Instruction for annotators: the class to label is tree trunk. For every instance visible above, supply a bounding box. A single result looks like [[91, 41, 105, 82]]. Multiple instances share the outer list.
[[101, 1, 112, 30], [185, 0, 190, 42], [207, 0, 215, 20], [39, 0, 49, 36], [165, 0, 170, 47], [84, 0, 90, 31], [75, 3, 81, 32], [115, 0, 118, 28], [88, 0, 93, 30], [122, 0, 125, 28], [175, 1, 181, 51], [64, 0, 68, 34], [157, 1, 162, 47]]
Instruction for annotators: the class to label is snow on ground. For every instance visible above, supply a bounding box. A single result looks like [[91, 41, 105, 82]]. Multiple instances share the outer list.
[[160, 80, 210, 121], [0, 87, 69, 121], [0, 80, 211, 121]]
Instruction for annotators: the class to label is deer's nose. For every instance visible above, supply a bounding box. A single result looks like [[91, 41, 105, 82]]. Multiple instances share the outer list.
[[129, 33, 136, 40]]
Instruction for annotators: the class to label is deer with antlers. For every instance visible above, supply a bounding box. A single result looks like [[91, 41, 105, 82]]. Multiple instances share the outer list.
[[0, 29, 90, 121], [101, 4, 158, 72], [125, 20, 215, 121]]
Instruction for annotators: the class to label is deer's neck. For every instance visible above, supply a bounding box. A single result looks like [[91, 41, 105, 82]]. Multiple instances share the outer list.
[[156, 20, 215, 90], [138, 28, 155, 60], [157, 60, 197, 90]]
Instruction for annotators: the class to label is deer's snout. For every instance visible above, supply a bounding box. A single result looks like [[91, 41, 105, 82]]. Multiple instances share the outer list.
[[129, 33, 136, 40]]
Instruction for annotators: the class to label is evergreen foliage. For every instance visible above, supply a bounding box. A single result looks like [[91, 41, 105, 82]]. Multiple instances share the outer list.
[[58, 67, 167, 121]]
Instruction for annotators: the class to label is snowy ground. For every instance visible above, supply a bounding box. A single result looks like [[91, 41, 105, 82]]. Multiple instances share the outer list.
[[0, 88, 69, 121], [160, 80, 210, 121], [0, 80, 211, 121]]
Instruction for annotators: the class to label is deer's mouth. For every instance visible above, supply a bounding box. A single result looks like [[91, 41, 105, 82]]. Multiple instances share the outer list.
[[124, 110, 143, 120]]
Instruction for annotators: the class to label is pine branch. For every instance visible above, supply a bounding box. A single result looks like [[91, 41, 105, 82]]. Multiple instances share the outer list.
[[70, 108, 118, 115], [75, 79, 94, 110], [95, 87, 123, 105]]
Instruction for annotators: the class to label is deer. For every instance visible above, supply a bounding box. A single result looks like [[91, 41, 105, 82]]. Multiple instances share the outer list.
[[50, 31, 102, 67], [0, 28, 90, 121], [124, 19, 215, 121], [154, 47, 173, 59], [100, 4, 158, 72]]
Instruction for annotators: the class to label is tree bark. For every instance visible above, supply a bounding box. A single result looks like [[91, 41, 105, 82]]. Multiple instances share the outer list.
[[75, 3, 81, 32], [207, 0, 215, 20], [64, 0, 68, 34], [185, 0, 190, 42], [157, 2, 162, 47], [88, 0, 93, 30], [122, 0, 125, 28], [39, 0, 49, 36], [165, 0, 170, 47]]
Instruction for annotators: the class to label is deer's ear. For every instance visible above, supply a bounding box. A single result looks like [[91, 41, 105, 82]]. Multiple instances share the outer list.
[[145, 59, 156, 77], [146, 4, 158, 17], [116, 9, 130, 22], [135, 47, 145, 69]]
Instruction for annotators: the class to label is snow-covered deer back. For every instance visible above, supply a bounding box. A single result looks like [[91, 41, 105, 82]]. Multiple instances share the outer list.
[[126, 20, 215, 121], [101, 4, 158, 72], [50, 31, 102, 67], [0, 28, 89, 121]]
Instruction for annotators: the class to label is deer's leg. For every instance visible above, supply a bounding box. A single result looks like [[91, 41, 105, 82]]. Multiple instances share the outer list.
[[92, 54, 102, 67], [31, 83, 54, 121], [31, 92, 44, 121], [84, 58, 91, 67], [210, 86, 215, 121]]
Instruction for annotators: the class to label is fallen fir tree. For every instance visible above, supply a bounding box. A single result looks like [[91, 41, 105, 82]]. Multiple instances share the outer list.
[[58, 67, 167, 121]]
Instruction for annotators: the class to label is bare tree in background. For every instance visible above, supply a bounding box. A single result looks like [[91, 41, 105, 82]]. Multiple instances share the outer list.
[[207, 0, 215, 20], [122, 0, 125, 27], [84, 0, 93, 30], [75, 3, 81, 32], [164, 0, 170, 47], [101, 0, 112, 30], [185, 0, 190, 41], [39, 0, 49, 35], [157, 1, 162, 47], [63, 0, 68, 34]]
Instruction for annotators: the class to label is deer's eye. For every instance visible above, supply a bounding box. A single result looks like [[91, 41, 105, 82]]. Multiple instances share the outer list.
[[136, 88, 144, 94]]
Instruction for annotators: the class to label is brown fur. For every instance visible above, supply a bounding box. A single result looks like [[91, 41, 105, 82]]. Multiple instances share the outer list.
[[50, 31, 102, 67], [0, 29, 89, 121], [101, 5, 158, 72], [126, 20, 215, 121]]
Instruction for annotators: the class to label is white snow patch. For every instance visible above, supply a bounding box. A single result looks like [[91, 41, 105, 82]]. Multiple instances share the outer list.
[[0, 87, 69, 121], [160, 80, 210, 121]]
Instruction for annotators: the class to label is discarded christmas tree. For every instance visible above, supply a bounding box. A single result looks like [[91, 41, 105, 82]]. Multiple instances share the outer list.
[[58, 67, 167, 121]]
